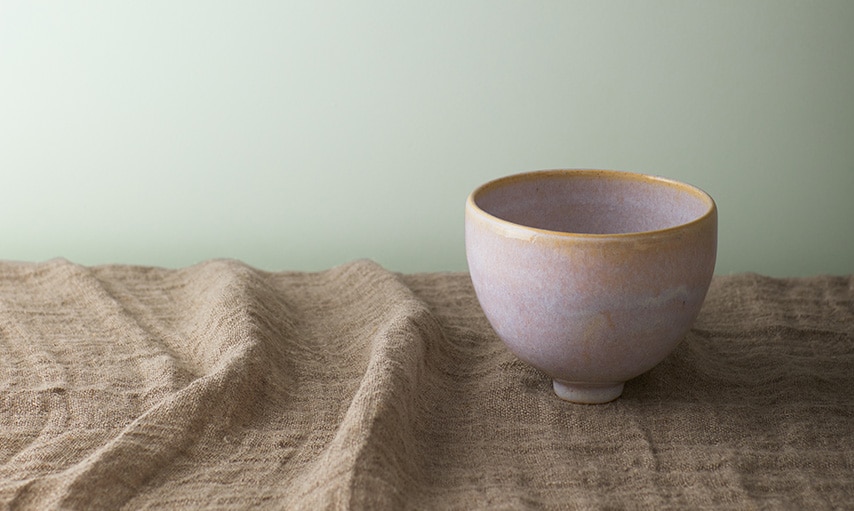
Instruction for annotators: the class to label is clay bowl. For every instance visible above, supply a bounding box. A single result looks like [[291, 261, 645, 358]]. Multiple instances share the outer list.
[[465, 169, 717, 404]]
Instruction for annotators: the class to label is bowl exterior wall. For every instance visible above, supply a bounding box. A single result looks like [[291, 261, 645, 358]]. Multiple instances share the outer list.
[[465, 203, 717, 384]]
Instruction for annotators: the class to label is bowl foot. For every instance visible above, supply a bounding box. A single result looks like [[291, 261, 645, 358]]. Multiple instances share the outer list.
[[552, 380, 624, 404]]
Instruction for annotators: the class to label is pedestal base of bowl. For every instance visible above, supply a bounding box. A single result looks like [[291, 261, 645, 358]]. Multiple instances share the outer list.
[[552, 380, 625, 404]]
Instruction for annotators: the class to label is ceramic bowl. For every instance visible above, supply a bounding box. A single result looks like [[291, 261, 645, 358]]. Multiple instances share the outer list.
[[465, 170, 717, 404]]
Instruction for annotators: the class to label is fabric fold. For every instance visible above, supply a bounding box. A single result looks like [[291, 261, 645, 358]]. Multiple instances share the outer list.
[[1, 259, 301, 508], [281, 262, 442, 509]]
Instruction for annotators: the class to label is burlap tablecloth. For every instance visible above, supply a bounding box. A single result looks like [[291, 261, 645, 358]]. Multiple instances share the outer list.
[[1, 258, 852, 510]]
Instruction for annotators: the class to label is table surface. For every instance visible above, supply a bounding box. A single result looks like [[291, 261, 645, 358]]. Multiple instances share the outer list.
[[1, 259, 852, 510]]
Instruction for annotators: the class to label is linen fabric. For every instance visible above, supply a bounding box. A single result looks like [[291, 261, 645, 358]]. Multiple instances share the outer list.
[[0, 259, 852, 510]]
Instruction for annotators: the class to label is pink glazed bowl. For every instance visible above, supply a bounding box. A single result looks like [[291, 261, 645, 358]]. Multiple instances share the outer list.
[[465, 170, 717, 404]]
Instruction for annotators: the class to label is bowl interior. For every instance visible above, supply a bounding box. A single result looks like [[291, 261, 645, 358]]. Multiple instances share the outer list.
[[473, 171, 714, 235]]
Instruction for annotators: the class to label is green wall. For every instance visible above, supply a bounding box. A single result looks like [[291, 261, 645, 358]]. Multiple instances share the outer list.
[[2, 1, 852, 276]]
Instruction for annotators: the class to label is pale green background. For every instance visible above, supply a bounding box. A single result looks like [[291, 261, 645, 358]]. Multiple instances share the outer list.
[[1, 1, 852, 276]]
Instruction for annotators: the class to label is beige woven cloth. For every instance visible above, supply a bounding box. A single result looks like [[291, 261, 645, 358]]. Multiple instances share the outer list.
[[0, 258, 852, 510]]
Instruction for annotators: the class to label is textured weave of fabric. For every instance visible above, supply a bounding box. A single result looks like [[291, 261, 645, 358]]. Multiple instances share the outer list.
[[0, 259, 852, 510]]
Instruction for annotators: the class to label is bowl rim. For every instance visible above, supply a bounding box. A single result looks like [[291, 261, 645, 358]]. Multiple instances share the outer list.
[[466, 169, 717, 240]]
